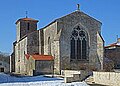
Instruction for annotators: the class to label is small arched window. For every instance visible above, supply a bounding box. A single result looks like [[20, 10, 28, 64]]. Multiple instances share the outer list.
[[70, 26, 88, 60], [27, 22, 30, 30], [48, 37, 51, 55]]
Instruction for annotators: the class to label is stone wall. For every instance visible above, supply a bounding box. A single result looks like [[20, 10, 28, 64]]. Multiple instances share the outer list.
[[16, 22, 20, 42], [35, 60, 54, 75], [15, 43, 19, 73], [27, 30, 39, 54], [13, 10, 104, 75], [25, 55, 35, 76], [20, 21, 37, 40], [105, 47, 120, 69], [93, 71, 120, 86], [20, 37, 27, 74], [16, 19, 38, 42], [58, 11, 103, 71], [39, 29, 44, 54], [97, 32, 104, 70], [43, 22, 57, 55], [15, 37, 27, 74], [63, 70, 90, 83], [43, 22, 61, 74], [25, 55, 54, 76], [53, 40, 60, 74], [10, 53, 15, 72], [15, 18, 38, 74]]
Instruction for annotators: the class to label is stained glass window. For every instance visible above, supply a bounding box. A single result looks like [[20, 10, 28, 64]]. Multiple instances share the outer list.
[[82, 38, 87, 59], [70, 26, 88, 60], [71, 38, 75, 59], [77, 38, 81, 59]]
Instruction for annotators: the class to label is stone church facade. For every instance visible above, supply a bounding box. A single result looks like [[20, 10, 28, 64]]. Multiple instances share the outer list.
[[11, 10, 104, 75]]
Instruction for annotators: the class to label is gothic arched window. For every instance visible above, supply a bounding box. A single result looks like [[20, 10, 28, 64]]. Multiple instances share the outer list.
[[70, 26, 88, 60], [71, 38, 75, 59]]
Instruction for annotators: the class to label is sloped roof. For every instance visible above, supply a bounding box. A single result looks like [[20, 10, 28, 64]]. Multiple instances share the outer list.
[[25, 54, 54, 61], [105, 42, 120, 48], [25, 54, 30, 60], [16, 18, 38, 24], [32, 55, 54, 61]]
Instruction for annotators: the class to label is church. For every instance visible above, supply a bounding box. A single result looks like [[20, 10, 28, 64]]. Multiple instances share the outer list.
[[11, 6, 104, 75]]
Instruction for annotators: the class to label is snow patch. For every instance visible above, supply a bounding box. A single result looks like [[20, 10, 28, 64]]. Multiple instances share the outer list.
[[0, 73, 89, 86]]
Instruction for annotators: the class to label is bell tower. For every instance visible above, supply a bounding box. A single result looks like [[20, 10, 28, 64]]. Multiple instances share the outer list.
[[15, 17, 38, 42]]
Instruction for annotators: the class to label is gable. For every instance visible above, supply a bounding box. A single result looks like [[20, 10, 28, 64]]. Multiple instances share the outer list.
[[58, 11, 101, 24], [40, 10, 102, 34], [52, 11, 102, 40]]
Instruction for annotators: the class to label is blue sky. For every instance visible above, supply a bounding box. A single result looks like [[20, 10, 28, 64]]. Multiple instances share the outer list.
[[0, 0, 120, 53]]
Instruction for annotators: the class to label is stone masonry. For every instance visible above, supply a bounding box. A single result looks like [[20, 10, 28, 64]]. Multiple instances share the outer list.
[[12, 10, 104, 75]]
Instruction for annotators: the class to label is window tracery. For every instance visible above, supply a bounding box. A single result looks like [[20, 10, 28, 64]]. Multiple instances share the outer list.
[[70, 26, 88, 60]]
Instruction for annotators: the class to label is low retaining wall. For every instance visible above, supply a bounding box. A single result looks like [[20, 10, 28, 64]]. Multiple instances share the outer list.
[[63, 70, 90, 83], [93, 71, 120, 86]]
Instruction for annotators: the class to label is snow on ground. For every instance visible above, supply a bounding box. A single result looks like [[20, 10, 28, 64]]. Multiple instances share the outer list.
[[0, 73, 89, 86]]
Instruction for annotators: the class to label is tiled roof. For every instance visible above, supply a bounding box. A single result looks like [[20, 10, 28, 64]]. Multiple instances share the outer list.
[[25, 54, 30, 60], [32, 55, 54, 61], [20, 18, 38, 21], [16, 18, 38, 24], [105, 42, 120, 48], [25, 54, 54, 61]]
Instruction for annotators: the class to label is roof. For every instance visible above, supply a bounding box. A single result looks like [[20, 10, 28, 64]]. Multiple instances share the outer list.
[[25, 54, 30, 60], [105, 42, 120, 48], [32, 55, 54, 60], [25, 54, 54, 61], [16, 17, 39, 24]]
